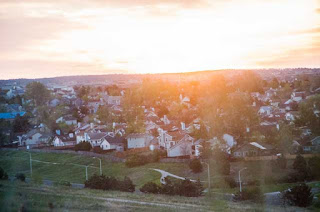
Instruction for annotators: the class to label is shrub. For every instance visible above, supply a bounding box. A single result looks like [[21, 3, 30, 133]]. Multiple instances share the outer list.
[[276, 155, 287, 169], [308, 156, 320, 180], [118, 176, 135, 192], [85, 174, 135, 192], [74, 141, 92, 152], [92, 146, 103, 154], [224, 176, 237, 188], [282, 183, 313, 207], [0, 167, 8, 180], [140, 177, 204, 197], [15, 173, 26, 182], [140, 182, 161, 194], [234, 186, 264, 203], [189, 159, 203, 173]]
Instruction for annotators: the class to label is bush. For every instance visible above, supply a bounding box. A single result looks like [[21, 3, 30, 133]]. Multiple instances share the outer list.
[[118, 177, 135, 192], [308, 156, 320, 180], [140, 177, 204, 197], [74, 141, 92, 152], [92, 146, 103, 154], [0, 167, 8, 180], [282, 183, 313, 207], [140, 182, 161, 194], [224, 176, 237, 188], [189, 159, 203, 173], [85, 174, 135, 192], [234, 187, 264, 203], [15, 173, 26, 182]]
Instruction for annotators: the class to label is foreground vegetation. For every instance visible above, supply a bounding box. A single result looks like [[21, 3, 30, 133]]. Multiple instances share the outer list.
[[0, 180, 306, 212]]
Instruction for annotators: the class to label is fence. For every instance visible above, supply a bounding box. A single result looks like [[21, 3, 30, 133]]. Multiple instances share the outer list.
[[244, 153, 320, 161]]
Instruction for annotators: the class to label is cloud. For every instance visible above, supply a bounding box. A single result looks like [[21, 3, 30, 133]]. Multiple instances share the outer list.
[[254, 38, 320, 67], [0, 0, 209, 11], [0, 15, 90, 56], [294, 26, 320, 34], [0, 59, 129, 79]]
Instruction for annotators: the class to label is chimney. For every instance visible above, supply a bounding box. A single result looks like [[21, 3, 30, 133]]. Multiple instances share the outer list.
[[181, 122, 185, 130]]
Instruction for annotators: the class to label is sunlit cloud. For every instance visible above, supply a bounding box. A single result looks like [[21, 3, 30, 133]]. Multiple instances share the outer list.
[[0, 0, 319, 79]]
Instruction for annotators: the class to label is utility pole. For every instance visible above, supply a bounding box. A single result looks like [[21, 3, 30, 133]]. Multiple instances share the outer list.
[[202, 161, 210, 194], [239, 167, 247, 193], [85, 166, 88, 180], [25, 152, 32, 178], [93, 157, 102, 175]]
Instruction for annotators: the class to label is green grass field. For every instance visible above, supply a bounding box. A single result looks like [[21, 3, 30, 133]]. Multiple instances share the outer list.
[[0, 149, 207, 187]]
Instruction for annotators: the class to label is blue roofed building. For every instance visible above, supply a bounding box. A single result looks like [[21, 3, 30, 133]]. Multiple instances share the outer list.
[[0, 112, 26, 120]]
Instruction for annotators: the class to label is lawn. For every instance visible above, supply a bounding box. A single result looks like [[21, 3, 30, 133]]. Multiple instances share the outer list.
[[0, 149, 200, 187], [0, 180, 294, 212]]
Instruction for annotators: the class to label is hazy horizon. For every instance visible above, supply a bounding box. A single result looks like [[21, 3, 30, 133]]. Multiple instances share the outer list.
[[1, 0, 320, 79]]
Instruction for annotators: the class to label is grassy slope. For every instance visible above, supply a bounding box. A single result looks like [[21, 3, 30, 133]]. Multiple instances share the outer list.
[[1, 149, 318, 194], [0, 180, 292, 212]]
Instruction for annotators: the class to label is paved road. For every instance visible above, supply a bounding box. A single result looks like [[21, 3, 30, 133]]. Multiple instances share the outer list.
[[151, 168, 197, 184]]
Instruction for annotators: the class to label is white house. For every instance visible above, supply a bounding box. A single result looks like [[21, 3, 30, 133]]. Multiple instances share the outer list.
[[53, 133, 76, 147], [21, 129, 51, 147], [126, 133, 153, 149], [167, 136, 194, 157], [258, 106, 272, 116], [56, 116, 77, 126]]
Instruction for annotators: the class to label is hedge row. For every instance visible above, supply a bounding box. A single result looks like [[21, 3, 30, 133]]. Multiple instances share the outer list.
[[85, 174, 135, 192], [140, 177, 203, 197]]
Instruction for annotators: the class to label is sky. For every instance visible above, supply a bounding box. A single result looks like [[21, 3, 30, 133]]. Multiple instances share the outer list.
[[0, 0, 320, 79]]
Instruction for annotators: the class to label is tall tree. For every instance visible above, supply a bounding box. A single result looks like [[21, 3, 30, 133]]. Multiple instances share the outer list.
[[25, 82, 50, 106]]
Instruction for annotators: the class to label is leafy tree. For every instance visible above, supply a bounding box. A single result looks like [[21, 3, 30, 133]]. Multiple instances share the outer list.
[[270, 77, 280, 89], [308, 156, 320, 180], [12, 114, 30, 133], [274, 124, 294, 153], [295, 95, 320, 135], [97, 105, 110, 123], [293, 154, 307, 172], [282, 183, 313, 207], [80, 106, 89, 115], [189, 158, 203, 173], [25, 82, 51, 106], [212, 148, 230, 175], [276, 155, 287, 169], [292, 154, 311, 181]]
